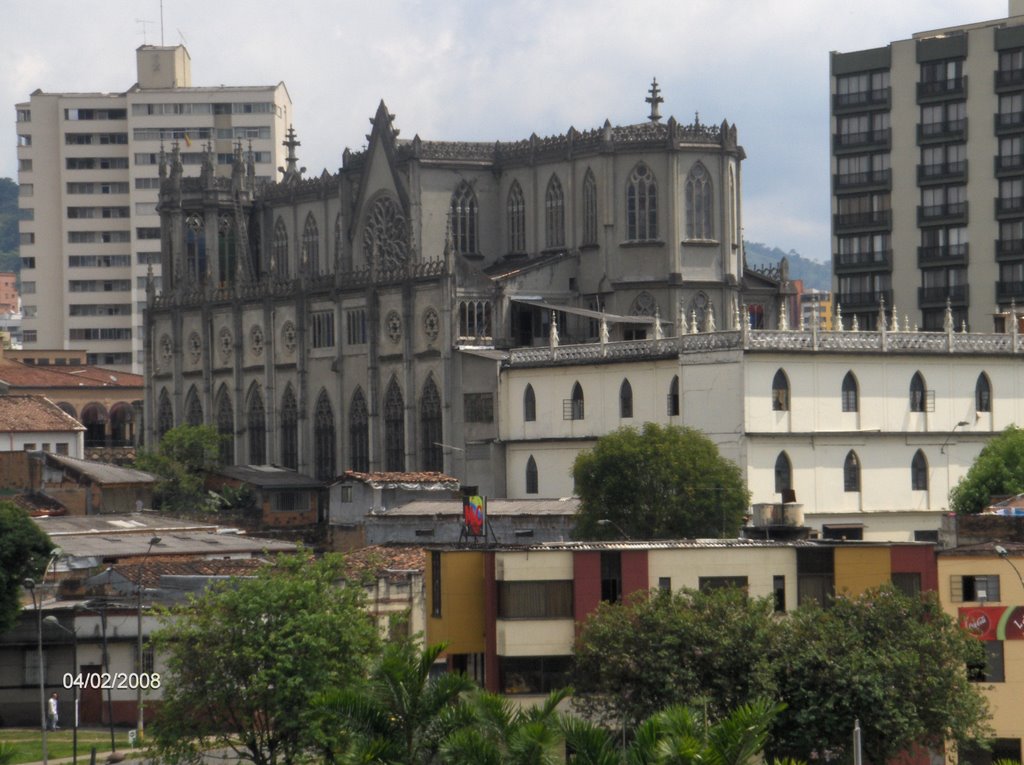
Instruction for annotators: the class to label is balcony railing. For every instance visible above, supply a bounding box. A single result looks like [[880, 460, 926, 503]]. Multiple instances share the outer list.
[[996, 238, 1024, 260], [917, 76, 966, 100], [996, 196, 1024, 215], [835, 250, 892, 270], [997, 280, 1024, 300], [996, 154, 1024, 173], [839, 289, 893, 308], [917, 202, 967, 224], [996, 111, 1024, 132], [995, 68, 1024, 88], [833, 209, 892, 230], [833, 169, 891, 190], [917, 160, 967, 182], [918, 285, 969, 306], [917, 243, 968, 266], [833, 88, 892, 110], [917, 120, 967, 142], [833, 128, 891, 149]]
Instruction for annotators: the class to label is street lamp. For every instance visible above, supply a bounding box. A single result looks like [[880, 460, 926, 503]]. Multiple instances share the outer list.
[[23, 548, 62, 765], [43, 615, 78, 765], [22, 578, 47, 765], [136, 536, 161, 742], [596, 519, 632, 540], [995, 544, 1024, 589]]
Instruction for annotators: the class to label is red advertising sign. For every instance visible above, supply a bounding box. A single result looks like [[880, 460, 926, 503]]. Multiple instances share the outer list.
[[958, 606, 1024, 640]]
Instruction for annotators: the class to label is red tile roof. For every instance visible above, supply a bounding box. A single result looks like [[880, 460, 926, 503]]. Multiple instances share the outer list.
[[343, 545, 426, 579], [106, 557, 271, 588], [0, 361, 144, 389], [341, 470, 460, 486], [0, 395, 86, 432]]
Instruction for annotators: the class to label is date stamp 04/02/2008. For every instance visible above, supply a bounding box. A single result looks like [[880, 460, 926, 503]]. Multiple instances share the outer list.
[[62, 672, 161, 690]]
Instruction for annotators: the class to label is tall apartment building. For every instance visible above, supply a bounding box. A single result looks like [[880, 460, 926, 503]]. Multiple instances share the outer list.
[[15, 46, 291, 371], [831, 1, 1024, 332]]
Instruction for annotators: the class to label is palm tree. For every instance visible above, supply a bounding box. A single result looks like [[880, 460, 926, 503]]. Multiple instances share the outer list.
[[319, 639, 475, 765], [440, 688, 568, 765]]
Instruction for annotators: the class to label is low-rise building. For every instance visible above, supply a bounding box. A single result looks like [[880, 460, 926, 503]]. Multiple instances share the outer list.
[[0, 393, 85, 457], [426, 539, 936, 694]]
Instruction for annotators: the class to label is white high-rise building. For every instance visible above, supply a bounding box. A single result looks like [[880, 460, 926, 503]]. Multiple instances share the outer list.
[[15, 45, 291, 371]]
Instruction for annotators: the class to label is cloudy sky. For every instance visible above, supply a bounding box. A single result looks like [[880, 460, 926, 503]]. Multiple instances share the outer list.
[[2, 1, 1010, 262]]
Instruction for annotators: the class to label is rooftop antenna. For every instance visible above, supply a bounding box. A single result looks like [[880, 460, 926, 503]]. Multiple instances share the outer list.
[[135, 18, 154, 44], [177, 28, 188, 46], [160, 0, 165, 45]]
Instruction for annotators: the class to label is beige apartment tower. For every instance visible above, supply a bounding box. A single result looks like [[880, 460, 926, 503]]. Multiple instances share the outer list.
[[831, 3, 1024, 332], [15, 46, 291, 371]]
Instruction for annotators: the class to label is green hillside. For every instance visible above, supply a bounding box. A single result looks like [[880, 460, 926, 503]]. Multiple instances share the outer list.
[[744, 240, 831, 292], [0, 178, 20, 276]]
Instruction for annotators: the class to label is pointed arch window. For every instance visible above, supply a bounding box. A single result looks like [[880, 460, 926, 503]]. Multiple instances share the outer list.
[[350, 388, 370, 473], [247, 385, 266, 465], [280, 386, 298, 470], [218, 214, 237, 286], [523, 384, 536, 422], [976, 372, 992, 413], [564, 381, 584, 420], [215, 386, 234, 465], [668, 375, 680, 416], [620, 379, 634, 418], [314, 391, 336, 481], [335, 212, 348, 272], [156, 388, 173, 440], [582, 169, 598, 245], [384, 378, 405, 472], [185, 213, 206, 284], [626, 163, 657, 241], [841, 371, 859, 413], [774, 452, 792, 494], [507, 181, 526, 254], [185, 385, 203, 427], [844, 451, 861, 492], [685, 162, 714, 240], [420, 377, 443, 472], [450, 181, 478, 255], [273, 217, 289, 279], [545, 175, 565, 249], [912, 449, 929, 491], [302, 212, 320, 275], [909, 372, 927, 412], [525, 455, 539, 495], [772, 369, 790, 411]]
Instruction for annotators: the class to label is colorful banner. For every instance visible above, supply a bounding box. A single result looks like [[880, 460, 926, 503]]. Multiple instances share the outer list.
[[463, 495, 485, 536], [958, 606, 1024, 640]]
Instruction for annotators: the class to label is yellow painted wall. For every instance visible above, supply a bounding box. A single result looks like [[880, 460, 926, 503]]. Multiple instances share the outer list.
[[647, 547, 799, 610], [834, 547, 891, 597], [426, 551, 486, 654], [938, 555, 1024, 744]]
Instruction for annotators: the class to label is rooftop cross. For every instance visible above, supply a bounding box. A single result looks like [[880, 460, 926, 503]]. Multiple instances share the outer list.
[[646, 78, 663, 123]]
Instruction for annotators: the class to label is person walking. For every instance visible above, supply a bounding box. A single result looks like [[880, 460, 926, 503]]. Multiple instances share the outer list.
[[47, 692, 59, 730]]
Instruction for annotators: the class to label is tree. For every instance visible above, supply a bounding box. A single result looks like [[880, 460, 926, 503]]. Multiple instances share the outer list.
[[134, 424, 223, 512], [572, 585, 989, 765], [318, 639, 476, 765], [0, 501, 54, 634], [572, 587, 778, 732], [950, 425, 1024, 514], [770, 586, 990, 765], [439, 689, 569, 765], [149, 554, 379, 765], [572, 424, 750, 540]]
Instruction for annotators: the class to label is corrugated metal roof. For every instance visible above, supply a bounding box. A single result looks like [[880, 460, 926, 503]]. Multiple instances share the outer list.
[[217, 464, 324, 489], [45, 453, 157, 485], [35, 513, 215, 536], [376, 497, 579, 517]]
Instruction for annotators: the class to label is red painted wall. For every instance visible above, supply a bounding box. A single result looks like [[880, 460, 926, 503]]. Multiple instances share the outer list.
[[483, 552, 499, 692], [622, 550, 649, 599], [890, 545, 938, 592], [573, 552, 602, 631]]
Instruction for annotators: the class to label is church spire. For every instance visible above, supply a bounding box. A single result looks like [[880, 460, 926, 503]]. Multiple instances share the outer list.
[[279, 124, 305, 183], [646, 78, 663, 123]]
